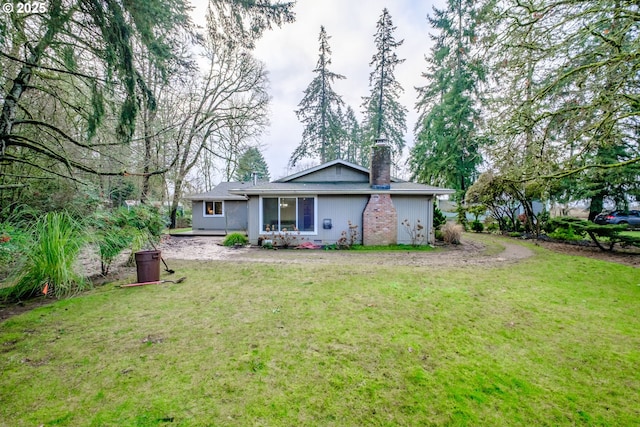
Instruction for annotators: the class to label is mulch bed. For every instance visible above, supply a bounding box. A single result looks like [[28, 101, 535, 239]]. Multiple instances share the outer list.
[[534, 239, 640, 268]]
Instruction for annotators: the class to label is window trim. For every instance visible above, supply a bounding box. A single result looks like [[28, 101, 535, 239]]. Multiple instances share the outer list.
[[203, 200, 224, 217], [259, 195, 318, 235]]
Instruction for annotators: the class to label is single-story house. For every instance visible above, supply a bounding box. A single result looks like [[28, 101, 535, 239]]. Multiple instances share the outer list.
[[187, 143, 453, 245], [188, 182, 254, 232]]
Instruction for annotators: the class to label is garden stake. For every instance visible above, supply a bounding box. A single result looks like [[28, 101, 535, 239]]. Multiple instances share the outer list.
[[120, 277, 186, 288]]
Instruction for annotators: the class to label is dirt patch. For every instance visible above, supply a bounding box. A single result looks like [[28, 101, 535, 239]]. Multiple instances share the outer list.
[[158, 234, 533, 268], [535, 240, 640, 268]]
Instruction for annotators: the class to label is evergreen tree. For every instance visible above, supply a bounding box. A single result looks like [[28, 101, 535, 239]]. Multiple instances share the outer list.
[[235, 147, 271, 182], [290, 26, 346, 166], [342, 106, 363, 164], [361, 8, 408, 166], [0, 0, 194, 169], [409, 0, 485, 199], [483, 0, 640, 216]]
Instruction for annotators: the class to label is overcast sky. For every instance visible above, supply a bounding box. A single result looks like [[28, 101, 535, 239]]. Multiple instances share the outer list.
[[190, 0, 447, 180]]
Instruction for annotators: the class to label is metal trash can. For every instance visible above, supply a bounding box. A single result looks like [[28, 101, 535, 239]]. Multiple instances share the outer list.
[[135, 250, 161, 283]]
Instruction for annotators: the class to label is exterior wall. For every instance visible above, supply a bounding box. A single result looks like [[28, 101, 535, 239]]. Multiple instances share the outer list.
[[191, 200, 248, 231], [363, 194, 398, 245], [246, 195, 369, 245], [289, 165, 368, 183], [246, 194, 434, 246], [247, 197, 261, 243], [316, 195, 369, 244], [225, 201, 249, 230], [192, 201, 207, 229], [393, 196, 434, 245]]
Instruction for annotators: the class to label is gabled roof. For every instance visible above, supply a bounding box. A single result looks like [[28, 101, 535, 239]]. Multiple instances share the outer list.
[[228, 159, 453, 197], [186, 182, 253, 201], [188, 159, 454, 200], [275, 159, 403, 183], [228, 181, 452, 196], [276, 159, 367, 182]]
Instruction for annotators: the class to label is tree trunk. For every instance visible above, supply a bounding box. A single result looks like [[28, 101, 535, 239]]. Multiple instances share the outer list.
[[589, 192, 605, 222], [169, 176, 184, 229]]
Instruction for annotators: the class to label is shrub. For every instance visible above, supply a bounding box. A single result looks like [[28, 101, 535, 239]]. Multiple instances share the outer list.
[[484, 217, 499, 233], [470, 220, 484, 233], [0, 222, 31, 279], [401, 219, 426, 246], [2, 211, 88, 300], [434, 230, 444, 241], [548, 225, 583, 241], [456, 204, 468, 230], [97, 226, 133, 275], [223, 233, 248, 247], [537, 209, 550, 233], [274, 228, 303, 248], [337, 221, 359, 249], [91, 206, 164, 274], [545, 217, 639, 251], [117, 205, 164, 243], [261, 227, 304, 248], [433, 206, 447, 230], [441, 222, 463, 245]]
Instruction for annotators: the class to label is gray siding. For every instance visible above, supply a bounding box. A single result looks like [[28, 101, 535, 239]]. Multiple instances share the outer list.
[[392, 196, 434, 245], [191, 200, 248, 231], [192, 201, 207, 229], [289, 165, 368, 183], [247, 197, 261, 243], [246, 194, 434, 246], [316, 195, 369, 244]]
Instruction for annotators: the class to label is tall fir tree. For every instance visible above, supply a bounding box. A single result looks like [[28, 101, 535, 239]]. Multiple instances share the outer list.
[[234, 147, 271, 183], [361, 8, 408, 167], [342, 106, 363, 164], [290, 26, 346, 166], [409, 0, 485, 200]]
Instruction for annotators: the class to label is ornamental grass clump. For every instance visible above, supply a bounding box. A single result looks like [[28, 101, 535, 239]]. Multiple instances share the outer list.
[[223, 232, 248, 247], [442, 222, 463, 245], [2, 211, 88, 300]]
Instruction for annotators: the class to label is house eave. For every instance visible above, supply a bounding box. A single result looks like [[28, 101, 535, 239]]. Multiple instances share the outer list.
[[228, 189, 454, 197], [186, 195, 248, 201]]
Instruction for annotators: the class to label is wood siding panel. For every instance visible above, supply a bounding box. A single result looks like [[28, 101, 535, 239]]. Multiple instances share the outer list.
[[316, 195, 369, 244], [191, 200, 247, 231], [247, 197, 261, 243], [191, 201, 206, 230], [393, 196, 434, 245], [289, 165, 368, 183]]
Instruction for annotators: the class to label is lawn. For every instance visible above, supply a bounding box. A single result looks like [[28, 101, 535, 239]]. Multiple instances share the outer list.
[[1, 237, 639, 426]]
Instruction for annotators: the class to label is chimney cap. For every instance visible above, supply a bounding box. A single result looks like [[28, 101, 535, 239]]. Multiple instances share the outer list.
[[374, 136, 388, 146]]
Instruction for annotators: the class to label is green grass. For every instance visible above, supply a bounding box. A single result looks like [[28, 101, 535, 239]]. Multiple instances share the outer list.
[[1, 237, 639, 426], [620, 230, 640, 238], [163, 227, 192, 235]]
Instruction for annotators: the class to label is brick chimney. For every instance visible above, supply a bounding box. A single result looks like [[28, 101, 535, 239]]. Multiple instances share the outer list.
[[363, 140, 397, 245]]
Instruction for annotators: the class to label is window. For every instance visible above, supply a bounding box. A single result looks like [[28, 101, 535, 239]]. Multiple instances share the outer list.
[[204, 201, 223, 216], [261, 196, 316, 233]]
